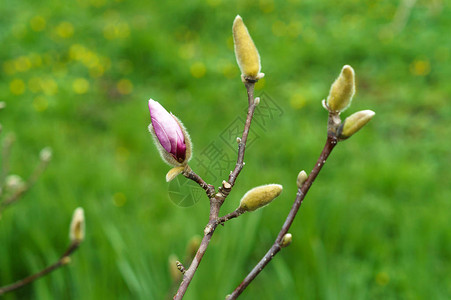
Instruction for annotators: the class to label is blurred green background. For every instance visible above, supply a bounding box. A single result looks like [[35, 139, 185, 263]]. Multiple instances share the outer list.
[[1, 0, 450, 299]]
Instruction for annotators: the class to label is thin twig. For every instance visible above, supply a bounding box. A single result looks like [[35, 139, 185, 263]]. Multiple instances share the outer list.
[[173, 81, 257, 300], [0, 156, 50, 212], [0, 134, 15, 187], [182, 165, 215, 199], [0, 241, 80, 295], [228, 82, 256, 187], [226, 134, 338, 299], [217, 208, 244, 225]]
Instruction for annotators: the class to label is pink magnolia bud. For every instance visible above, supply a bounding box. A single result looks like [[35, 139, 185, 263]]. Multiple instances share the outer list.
[[148, 99, 192, 166]]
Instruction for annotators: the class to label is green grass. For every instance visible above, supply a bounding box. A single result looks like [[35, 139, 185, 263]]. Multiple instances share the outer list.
[[1, 0, 450, 299]]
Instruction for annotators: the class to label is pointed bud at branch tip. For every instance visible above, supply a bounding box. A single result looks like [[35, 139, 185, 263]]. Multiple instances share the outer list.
[[166, 166, 185, 182], [233, 15, 262, 81], [339, 110, 375, 140], [5, 175, 25, 191], [281, 233, 292, 248], [39, 147, 52, 162], [239, 184, 283, 212], [297, 170, 308, 188], [327, 65, 355, 113], [148, 99, 192, 166], [69, 207, 85, 243]]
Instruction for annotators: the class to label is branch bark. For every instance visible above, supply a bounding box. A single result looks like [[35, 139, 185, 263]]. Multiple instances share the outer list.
[[173, 81, 257, 299], [226, 134, 338, 299], [0, 241, 80, 295], [182, 165, 216, 199]]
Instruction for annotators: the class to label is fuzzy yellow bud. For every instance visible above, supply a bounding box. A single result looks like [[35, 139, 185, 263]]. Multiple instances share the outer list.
[[281, 233, 292, 248], [69, 207, 85, 243], [326, 65, 355, 112], [238, 184, 283, 212], [232, 15, 262, 81], [296, 170, 308, 188], [339, 110, 375, 139]]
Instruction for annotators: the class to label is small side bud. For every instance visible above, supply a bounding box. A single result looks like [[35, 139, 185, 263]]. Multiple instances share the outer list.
[[61, 256, 71, 265], [166, 166, 185, 182], [233, 15, 262, 81], [281, 233, 292, 248], [326, 65, 355, 113], [339, 110, 375, 140], [39, 147, 52, 163], [168, 254, 182, 282], [236, 137, 241, 143], [69, 207, 85, 243], [0, 101, 5, 110], [254, 97, 260, 106], [238, 184, 283, 212], [296, 170, 308, 188]]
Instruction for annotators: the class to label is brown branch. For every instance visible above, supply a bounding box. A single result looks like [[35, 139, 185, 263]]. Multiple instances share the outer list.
[[182, 165, 216, 199], [217, 208, 245, 225], [228, 82, 256, 187], [226, 134, 338, 299], [0, 156, 50, 212], [173, 80, 258, 299], [0, 241, 80, 295]]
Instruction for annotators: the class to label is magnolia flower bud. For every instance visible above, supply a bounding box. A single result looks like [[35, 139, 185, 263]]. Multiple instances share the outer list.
[[339, 110, 375, 139], [39, 147, 52, 163], [69, 207, 85, 243], [232, 15, 263, 81], [5, 175, 25, 192], [296, 170, 308, 188], [148, 99, 192, 166], [239, 184, 283, 212], [326, 65, 355, 113], [281, 233, 292, 248]]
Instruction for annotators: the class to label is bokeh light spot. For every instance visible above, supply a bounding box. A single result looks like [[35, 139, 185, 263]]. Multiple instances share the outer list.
[[72, 78, 90, 94], [117, 79, 133, 95], [30, 16, 46, 32], [410, 59, 431, 76], [56, 21, 74, 38], [33, 96, 49, 112], [190, 62, 206, 78], [113, 192, 127, 207], [10, 79, 26, 95], [375, 271, 390, 286], [290, 92, 307, 110]]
